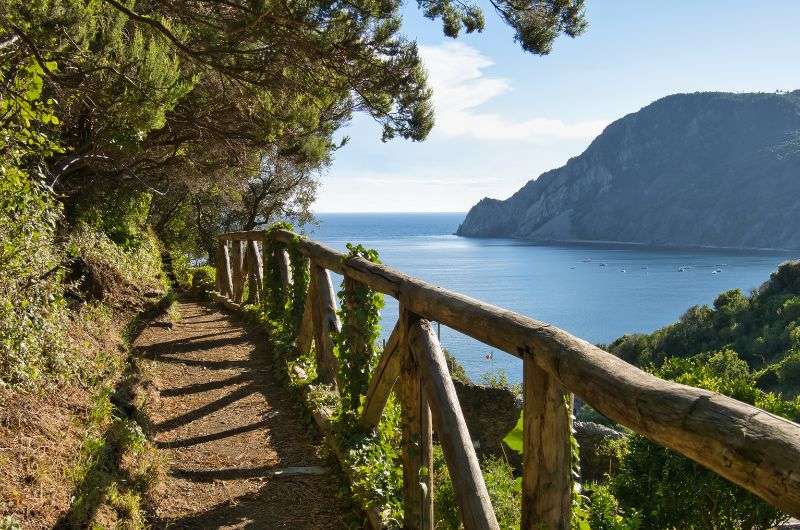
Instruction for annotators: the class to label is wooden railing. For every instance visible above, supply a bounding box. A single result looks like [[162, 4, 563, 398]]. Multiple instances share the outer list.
[[212, 229, 800, 529]]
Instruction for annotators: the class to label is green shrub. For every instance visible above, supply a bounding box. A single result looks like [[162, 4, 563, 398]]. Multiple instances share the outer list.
[[611, 434, 783, 530], [0, 174, 68, 387], [479, 368, 521, 395], [581, 483, 641, 530], [67, 225, 165, 293], [443, 348, 470, 383], [433, 447, 520, 529], [190, 265, 216, 293], [776, 350, 800, 385]]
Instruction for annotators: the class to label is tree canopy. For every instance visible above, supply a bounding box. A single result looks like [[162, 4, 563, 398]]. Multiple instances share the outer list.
[[1, 0, 586, 255]]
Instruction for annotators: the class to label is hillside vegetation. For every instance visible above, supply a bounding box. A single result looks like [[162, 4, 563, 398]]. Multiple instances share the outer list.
[[587, 261, 800, 529], [458, 91, 800, 250]]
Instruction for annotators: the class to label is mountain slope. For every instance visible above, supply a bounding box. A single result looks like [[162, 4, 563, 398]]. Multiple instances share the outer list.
[[457, 91, 800, 249]]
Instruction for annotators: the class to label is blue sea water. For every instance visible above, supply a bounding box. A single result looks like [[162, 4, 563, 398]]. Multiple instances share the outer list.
[[306, 212, 797, 383]]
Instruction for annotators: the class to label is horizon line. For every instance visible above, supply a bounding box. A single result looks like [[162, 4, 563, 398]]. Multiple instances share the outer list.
[[312, 210, 467, 215]]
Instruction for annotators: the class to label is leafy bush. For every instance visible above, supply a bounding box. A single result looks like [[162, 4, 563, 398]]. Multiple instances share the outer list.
[[190, 265, 216, 293], [0, 174, 68, 387], [433, 447, 520, 529], [479, 368, 522, 395], [0, 57, 69, 388], [607, 348, 796, 529], [580, 483, 641, 530], [611, 434, 783, 530], [67, 225, 165, 294]]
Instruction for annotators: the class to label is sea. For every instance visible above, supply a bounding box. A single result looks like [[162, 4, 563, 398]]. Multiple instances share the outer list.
[[305, 212, 797, 384]]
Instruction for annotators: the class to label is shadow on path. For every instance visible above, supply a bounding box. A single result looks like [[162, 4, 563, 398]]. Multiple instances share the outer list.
[[134, 299, 353, 529]]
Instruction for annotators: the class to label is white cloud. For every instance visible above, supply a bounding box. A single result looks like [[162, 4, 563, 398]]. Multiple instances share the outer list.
[[419, 42, 608, 143]]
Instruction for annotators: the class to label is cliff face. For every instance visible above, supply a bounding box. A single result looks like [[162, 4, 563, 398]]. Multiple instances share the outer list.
[[457, 91, 800, 249]]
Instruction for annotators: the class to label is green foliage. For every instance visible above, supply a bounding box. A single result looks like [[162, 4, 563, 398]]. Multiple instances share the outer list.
[[611, 433, 783, 530], [607, 262, 800, 396], [190, 265, 216, 293], [580, 483, 641, 530], [607, 348, 796, 529], [479, 368, 522, 395], [67, 224, 165, 292], [339, 399, 404, 525], [335, 243, 385, 411], [263, 222, 293, 322], [0, 515, 22, 530], [443, 347, 470, 383], [66, 384, 156, 529], [0, 51, 71, 388], [71, 190, 154, 250], [433, 447, 521, 530], [287, 236, 311, 336]]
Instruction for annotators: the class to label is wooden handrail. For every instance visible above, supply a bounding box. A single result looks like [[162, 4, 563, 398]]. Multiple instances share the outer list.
[[216, 230, 800, 522]]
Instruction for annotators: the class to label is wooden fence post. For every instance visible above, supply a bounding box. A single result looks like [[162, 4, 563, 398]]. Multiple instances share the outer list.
[[231, 240, 246, 302], [309, 263, 340, 385], [522, 354, 573, 530], [217, 240, 234, 299], [274, 247, 293, 291], [296, 286, 313, 357], [409, 319, 499, 530], [399, 310, 434, 530], [246, 240, 263, 304]]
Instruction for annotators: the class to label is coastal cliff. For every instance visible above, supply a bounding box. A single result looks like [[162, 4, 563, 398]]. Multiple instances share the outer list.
[[457, 91, 800, 249]]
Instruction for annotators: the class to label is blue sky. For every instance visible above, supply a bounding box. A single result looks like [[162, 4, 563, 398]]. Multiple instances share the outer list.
[[314, 1, 800, 213]]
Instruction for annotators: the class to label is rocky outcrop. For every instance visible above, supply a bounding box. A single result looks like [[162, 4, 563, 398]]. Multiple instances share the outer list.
[[458, 90, 800, 250], [574, 421, 625, 484], [453, 379, 520, 457]]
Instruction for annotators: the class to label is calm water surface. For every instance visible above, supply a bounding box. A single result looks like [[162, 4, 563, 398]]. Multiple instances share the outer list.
[[306, 213, 797, 383]]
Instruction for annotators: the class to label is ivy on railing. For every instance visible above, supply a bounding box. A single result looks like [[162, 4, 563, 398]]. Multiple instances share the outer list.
[[263, 222, 293, 322], [335, 243, 385, 412]]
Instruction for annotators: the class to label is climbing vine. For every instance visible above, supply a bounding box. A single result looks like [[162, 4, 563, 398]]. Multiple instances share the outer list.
[[286, 236, 309, 335], [262, 222, 293, 323], [334, 243, 384, 412]]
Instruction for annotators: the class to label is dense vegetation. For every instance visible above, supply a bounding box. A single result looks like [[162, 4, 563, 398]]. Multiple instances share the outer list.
[[581, 261, 800, 529]]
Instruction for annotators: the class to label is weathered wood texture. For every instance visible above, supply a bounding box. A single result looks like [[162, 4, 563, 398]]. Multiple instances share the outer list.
[[218, 231, 266, 241], [309, 263, 340, 385], [230, 240, 246, 302], [409, 319, 499, 530], [399, 314, 433, 530], [274, 247, 293, 290], [296, 286, 314, 358], [361, 320, 403, 429], [246, 240, 264, 304], [522, 354, 572, 530], [211, 291, 242, 313], [216, 242, 234, 298], [268, 228, 800, 516]]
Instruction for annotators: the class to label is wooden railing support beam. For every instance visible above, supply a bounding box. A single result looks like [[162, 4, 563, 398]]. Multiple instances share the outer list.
[[399, 311, 433, 530], [216, 240, 234, 298], [246, 240, 264, 304], [310, 263, 340, 385], [522, 354, 572, 530], [231, 240, 246, 302], [361, 320, 403, 430], [268, 228, 800, 516], [409, 319, 499, 530]]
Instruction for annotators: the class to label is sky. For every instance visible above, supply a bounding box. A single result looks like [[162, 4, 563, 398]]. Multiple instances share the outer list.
[[313, 1, 800, 213]]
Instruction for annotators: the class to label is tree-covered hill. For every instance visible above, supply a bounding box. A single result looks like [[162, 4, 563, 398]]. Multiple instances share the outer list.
[[458, 91, 800, 250], [607, 260, 800, 404]]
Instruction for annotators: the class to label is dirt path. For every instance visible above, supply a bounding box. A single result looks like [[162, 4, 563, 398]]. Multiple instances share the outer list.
[[134, 300, 353, 529]]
